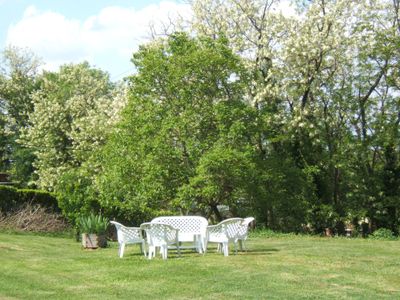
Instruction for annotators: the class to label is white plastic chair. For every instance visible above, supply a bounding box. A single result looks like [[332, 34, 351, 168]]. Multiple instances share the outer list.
[[110, 221, 146, 258], [206, 218, 243, 256], [237, 217, 255, 251], [140, 222, 181, 260]]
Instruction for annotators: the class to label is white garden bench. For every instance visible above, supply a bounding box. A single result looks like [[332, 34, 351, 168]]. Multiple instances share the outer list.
[[151, 216, 208, 253]]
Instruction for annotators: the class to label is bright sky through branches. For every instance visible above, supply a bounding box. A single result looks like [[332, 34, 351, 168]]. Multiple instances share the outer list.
[[0, 0, 191, 80], [0, 0, 294, 81]]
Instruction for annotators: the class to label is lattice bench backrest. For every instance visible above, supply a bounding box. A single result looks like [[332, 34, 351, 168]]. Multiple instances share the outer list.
[[152, 216, 208, 234]]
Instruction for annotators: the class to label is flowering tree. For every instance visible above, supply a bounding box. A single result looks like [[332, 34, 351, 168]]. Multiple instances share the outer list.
[[0, 46, 41, 183], [21, 62, 125, 190], [191, 0, 400, 231]]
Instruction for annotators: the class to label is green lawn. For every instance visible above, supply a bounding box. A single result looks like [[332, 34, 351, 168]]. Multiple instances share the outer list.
[[0, 232, 399, 299]]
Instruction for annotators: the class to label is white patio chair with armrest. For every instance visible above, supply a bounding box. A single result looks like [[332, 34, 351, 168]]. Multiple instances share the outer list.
[[140, 222, 181, 260], [206, 218, 243, 256], [237, 217, 255, 251], [110, 221, 146, 258]]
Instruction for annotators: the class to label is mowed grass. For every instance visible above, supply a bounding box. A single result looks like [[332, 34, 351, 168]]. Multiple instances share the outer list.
[[0, 232, 399, 299]]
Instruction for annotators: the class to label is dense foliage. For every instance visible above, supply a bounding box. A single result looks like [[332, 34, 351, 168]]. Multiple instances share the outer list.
[[1, 0, 399, 234], [0, 185, 58, 214], [96, 33, 257, 224], [192, 0, 400, 233], [20, 62, 119, 189], [0, 46, 41, 185]]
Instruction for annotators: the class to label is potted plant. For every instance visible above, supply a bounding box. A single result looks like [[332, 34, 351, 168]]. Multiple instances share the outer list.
[[78, 213, 109, 249]]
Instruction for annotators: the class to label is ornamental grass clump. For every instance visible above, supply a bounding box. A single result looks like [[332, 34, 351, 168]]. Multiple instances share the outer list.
[[78, 213, 109, 235]]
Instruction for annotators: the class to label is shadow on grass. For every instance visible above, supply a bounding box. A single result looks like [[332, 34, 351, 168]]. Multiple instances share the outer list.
[[120, 247, 281, 259], [202, 247, 280, 256], [237, 248, 280, 255]]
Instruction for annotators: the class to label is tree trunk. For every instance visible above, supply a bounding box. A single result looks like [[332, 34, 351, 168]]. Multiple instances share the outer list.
[[210, 204, 223, 222]]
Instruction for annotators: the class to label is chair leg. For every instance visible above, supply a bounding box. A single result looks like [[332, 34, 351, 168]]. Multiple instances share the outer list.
[[195, 236, 202, 253], [141, 241, 147, 257], [239, 240, 244, 251], [198, 239, 203, 254], [142, 241, 146, 256], [119, 243, 125, 258], [202, 238, 207, 254], [148, 246, 155, 259], [223, 242, 229, 256], [161, 245, 167, 259]]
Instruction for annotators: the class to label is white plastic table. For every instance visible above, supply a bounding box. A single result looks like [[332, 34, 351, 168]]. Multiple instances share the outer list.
[[151, 216, 208, 253]]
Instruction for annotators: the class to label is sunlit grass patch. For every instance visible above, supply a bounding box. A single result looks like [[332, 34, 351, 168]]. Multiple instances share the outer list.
[[0, 232, 399, 299]]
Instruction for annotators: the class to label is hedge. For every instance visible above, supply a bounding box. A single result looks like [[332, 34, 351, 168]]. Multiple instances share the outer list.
[[0, 186, 18, 213], [0, 185, 59, 214]]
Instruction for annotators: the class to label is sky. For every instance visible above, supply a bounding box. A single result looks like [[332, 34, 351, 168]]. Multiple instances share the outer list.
[[0, 0, 192, 80], [0, 0, 295, 81]]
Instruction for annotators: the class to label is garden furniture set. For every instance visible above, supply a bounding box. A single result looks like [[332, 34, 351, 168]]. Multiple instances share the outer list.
[[111, 216, 255, 259]]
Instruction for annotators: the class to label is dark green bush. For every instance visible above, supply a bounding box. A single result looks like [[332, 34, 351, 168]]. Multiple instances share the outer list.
[[0, 185, 18, 213], [369, 228, 397, 240], [56, 169, 101, 224], [250, 228, 299, 239], [0, 185, 59, 214], [17, 189, 59, 212]]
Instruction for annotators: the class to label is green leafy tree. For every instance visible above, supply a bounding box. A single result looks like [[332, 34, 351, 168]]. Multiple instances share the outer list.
[[97, 33, 255, 223]]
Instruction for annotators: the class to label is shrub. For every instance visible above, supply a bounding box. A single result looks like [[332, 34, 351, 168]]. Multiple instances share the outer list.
[[307, 204, 340, 233], [369, 228, 396, 240], [56, 169, 100, 224], [0, 185, 60, 215], [250, 228, 299, 239], [0, 185, 18, 213], [18, 189, 59, 212]]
